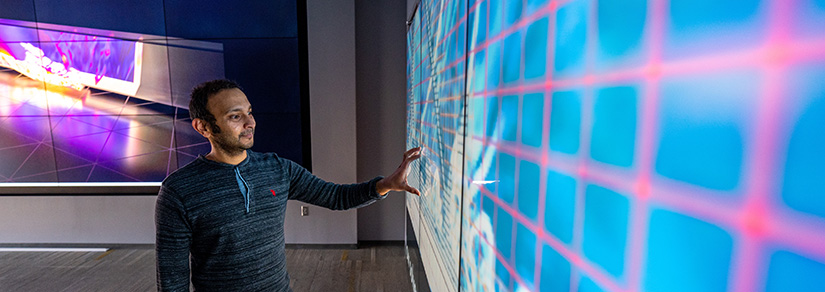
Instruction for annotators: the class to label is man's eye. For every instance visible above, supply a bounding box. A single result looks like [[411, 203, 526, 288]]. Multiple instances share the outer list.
[[231, 115, 240, 119]]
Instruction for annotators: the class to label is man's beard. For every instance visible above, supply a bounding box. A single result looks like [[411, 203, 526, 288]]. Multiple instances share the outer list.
[[212, 129, 254, 156]]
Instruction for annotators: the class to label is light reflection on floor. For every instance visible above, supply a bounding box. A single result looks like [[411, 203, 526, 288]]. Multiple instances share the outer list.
[[0, 70, 210, 183]]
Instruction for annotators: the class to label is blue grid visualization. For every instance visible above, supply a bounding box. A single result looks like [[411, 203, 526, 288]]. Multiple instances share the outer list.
[[405, 1, 825, 292]]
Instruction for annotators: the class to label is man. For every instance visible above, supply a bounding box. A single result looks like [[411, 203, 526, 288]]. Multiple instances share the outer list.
[[156, 79, 421, 291]]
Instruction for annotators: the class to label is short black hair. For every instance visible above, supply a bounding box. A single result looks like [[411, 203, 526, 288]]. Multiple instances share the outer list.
[[189, 79, 242, 133]]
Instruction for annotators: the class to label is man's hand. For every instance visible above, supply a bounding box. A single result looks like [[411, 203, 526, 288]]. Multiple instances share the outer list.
[[376, 147, 423, 196]]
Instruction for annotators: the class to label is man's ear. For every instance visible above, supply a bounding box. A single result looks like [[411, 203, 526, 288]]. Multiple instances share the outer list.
[[192, 118, 211, 138]]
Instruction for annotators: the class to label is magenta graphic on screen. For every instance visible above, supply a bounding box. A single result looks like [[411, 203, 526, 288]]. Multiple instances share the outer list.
[[39, 30, 138, 83], [406, 0, 825, 292], [0, 22, 140, 92]]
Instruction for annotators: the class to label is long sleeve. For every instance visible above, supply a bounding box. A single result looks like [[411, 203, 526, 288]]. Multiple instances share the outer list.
[[285, 159, 386, 210], [155, 186, 192, 292]]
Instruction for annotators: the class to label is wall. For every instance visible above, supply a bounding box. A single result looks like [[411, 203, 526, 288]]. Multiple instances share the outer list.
[[289, 0, 411, 244], [354, 0, 408, 242], [283, 0, 360, 245], [407, 0, 420, 22], [0, 196, 155, 243]]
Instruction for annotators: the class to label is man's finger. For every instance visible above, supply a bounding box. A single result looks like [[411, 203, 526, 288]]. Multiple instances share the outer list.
[[406, 185, 420, 196], [399, 151, 422, 170], [406, 152, 422, 163], [404, 147, 421, 158]]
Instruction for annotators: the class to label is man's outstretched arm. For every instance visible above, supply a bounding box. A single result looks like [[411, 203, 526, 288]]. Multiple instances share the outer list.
[[287, 147, 423, 209]]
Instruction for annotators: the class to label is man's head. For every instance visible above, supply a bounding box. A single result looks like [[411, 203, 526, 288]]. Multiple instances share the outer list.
[[190, 79, 256, 156], [190, 79, 242, 133]]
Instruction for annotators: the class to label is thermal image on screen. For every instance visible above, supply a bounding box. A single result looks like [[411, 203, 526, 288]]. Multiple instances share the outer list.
[[406, 0, 825, 291], [0, 19, 142, 96], [0, 19, 221, 186]]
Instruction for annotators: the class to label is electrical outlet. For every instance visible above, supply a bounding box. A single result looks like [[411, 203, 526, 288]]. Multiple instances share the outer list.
[[300, 206, 309, 216]]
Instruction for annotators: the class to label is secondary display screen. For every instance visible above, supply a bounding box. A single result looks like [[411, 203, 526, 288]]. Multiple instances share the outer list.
[[0, 19, 218, 187]]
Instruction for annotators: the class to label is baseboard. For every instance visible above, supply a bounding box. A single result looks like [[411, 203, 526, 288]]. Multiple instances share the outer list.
[[285, 243, 359, 249], [284, 240, 405, 250], [0, 243, 154, 249], [358, 240, 404, 247]]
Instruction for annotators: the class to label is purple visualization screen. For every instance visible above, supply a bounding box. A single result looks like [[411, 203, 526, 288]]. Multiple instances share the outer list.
[[0, 19, 222, 187], [406, 0, 825, 292]]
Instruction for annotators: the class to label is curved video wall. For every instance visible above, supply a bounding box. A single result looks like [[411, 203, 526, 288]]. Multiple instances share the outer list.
[[406, 0, 825, 291]]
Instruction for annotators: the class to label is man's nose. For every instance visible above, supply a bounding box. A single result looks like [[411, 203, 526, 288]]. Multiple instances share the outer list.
[[244, 114, 255, 127]]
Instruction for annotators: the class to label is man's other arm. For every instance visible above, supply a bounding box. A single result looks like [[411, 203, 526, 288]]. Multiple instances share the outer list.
[[155, 186, 192, 292]]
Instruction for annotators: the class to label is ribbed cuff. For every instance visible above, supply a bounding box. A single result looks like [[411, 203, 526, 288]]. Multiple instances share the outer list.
[[369, 176, 387, 200]]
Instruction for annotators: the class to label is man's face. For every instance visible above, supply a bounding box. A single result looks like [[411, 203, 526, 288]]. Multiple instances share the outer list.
[[205, 88, 255, 155]]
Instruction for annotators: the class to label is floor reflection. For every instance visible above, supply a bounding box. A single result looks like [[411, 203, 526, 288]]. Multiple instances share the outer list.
[[0, 70, 209, 183]]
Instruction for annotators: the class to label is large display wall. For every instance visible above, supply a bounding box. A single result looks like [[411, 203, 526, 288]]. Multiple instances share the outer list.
[[0, 0, 308, 191], [406, 0, 825, 291]]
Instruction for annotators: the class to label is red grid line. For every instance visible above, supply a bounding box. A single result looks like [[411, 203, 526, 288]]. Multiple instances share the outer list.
[[532, 1, 556, 282], [623, 0, 666, 290], [730, 0, 794, 291], [566, 0, 599, 287]]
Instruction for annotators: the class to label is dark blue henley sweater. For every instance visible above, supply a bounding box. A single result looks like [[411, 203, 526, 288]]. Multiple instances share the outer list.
[[155, 150, 384, 291]]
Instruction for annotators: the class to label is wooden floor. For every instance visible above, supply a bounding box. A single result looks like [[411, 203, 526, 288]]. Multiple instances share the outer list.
[[286, 244, 412, 292], [0, 244, 412, 292]]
